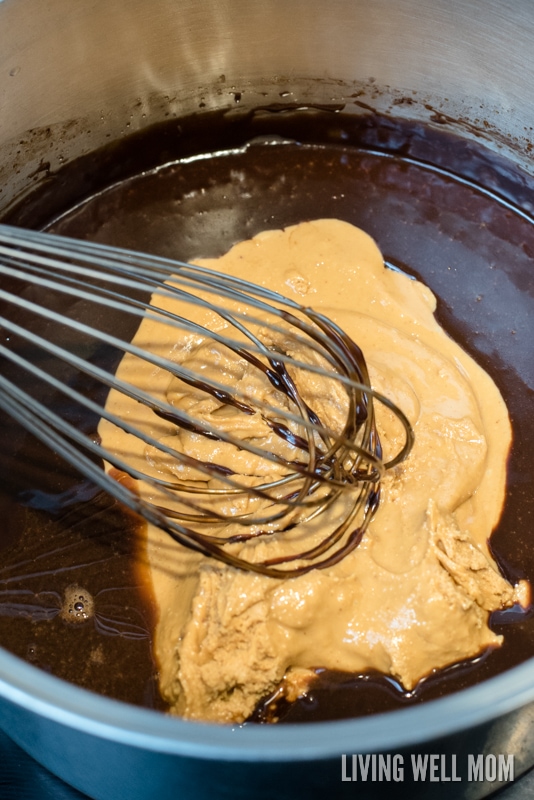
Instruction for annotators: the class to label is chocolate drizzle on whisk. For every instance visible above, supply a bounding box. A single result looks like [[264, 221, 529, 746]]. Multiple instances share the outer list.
[[0, 225, 414, 577]]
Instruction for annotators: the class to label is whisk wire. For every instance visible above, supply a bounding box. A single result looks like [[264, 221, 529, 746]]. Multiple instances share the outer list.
[[0, 242, 412, 472], [0, 295, 388, 491], [0, 224, 414, 576]]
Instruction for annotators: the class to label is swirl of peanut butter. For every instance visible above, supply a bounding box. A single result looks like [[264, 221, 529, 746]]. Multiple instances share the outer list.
[[99, 219, 528, 723]]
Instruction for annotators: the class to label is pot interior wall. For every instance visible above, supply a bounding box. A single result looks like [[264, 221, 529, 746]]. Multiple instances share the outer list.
[[1, 0, 534, 214]]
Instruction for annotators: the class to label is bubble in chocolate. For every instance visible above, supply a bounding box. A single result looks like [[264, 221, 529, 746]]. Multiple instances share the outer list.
[[26, 643, 38, 662], [60, 585, 94, 624]]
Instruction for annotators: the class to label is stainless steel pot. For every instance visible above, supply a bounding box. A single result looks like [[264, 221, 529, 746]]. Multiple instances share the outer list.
[[0, 1, 533, 798]]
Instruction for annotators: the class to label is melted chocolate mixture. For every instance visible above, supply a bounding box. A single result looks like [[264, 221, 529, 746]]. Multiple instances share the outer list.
[[2, 107, 534, 721]]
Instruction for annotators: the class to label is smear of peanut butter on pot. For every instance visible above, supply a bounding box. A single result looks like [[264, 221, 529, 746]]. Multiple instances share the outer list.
[[99, 219, 529, 724]]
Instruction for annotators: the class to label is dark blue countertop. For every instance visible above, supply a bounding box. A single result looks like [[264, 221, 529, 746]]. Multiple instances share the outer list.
[[1, 724, 533, 800], [0, 727, 90, 800]]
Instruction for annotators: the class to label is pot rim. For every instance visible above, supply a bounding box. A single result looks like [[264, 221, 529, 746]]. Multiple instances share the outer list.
[[0, 645, 533, 760]]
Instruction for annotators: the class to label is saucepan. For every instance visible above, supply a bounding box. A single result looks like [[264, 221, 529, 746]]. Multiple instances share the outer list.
[[0, 1, 533, 798]]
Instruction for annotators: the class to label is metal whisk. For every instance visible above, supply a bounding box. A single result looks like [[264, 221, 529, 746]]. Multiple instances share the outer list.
[[0, 224, 413, 577]]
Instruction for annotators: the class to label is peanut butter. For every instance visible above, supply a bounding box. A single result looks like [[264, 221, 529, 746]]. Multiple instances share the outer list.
[[99, 219, 528, 723]]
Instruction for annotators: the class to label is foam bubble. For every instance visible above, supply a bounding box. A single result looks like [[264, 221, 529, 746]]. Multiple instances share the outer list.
[[61, 585, 94, 623]]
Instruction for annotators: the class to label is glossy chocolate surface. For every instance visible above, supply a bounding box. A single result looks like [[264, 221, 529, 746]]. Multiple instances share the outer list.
[[2, 108, 534, 720]]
